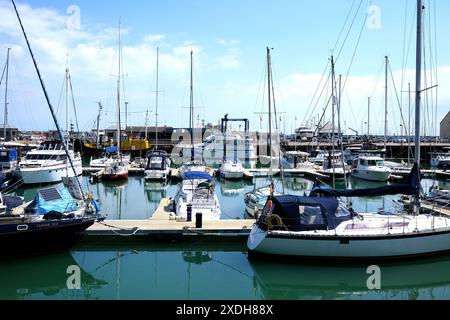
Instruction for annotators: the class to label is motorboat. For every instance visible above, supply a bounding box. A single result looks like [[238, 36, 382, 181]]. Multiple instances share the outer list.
[[351, 156, 392, 182], [174, 171, 221, 221], [219, 160, 245, 179], [281, 151, 317, 171], [17, 141, 82, 185], [144, 150, 171, 181]]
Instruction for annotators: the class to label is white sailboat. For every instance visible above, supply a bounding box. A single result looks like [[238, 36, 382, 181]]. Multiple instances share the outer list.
[[247, 0, 450, 260], [102, 22, 129, 181], [244, 47, 284, 218], [144, 48, 171, 181], [179, 51, 213, 179]]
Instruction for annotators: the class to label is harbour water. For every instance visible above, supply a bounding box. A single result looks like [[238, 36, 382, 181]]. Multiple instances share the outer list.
[[1, 176, 450, 300]]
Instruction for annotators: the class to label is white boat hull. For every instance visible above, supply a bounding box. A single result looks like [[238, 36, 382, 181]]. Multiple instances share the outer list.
[[19, 162, 82, 184], [219, 170, 244, 179], [144, 168, 170, 181], [248, 225, 450, 259], [351, 169, 391, 182]]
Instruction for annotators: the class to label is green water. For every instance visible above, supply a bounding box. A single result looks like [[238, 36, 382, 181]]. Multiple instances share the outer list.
[[2, 175, 450, 300]]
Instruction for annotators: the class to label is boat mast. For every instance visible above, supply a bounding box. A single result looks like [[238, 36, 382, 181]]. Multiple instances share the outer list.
[[415, 0, 423, 166], [190, 50, 194, 161], [384, 56, 388, 153], [3, 47, 10, 142], [155, 46, 159, 150], [408, 82, 411, 164], [11, 0, 85, 201], [117, 21, 122, 159], [267, 47, 273, 185], [65, 55, 70, 144], [338, 74, 347, 187], [367, 97, 370, 136], [96, 101, 102, 146], [145, 109, 149, 141], [331, 56, 336, 188]]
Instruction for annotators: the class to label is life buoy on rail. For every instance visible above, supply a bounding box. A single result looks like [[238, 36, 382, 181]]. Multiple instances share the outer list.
[[265, 214, 283, 230]]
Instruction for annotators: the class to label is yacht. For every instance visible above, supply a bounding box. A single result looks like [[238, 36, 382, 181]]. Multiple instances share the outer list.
[[351, 156, 392, 182], [174, 171, 221, 221], [295, 126, 315, 141], [18, 141, 82, 185], [281, 151, 317, 171], [430, 148, 450, 168], [144, 150, 171, 181], [219, 160, 245, 179]]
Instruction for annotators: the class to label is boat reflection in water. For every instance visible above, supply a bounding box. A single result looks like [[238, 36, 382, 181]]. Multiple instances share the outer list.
[[248, 255, 450, 300], [0, 253, 107, 299], [219, 178, 245, 197], [67, 243, 450, 300]]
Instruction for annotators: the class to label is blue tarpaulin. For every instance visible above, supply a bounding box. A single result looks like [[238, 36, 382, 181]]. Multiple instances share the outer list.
[[31, 187, 79, 214], [105, 146, 118, 154], [184, 171, 212, 181]]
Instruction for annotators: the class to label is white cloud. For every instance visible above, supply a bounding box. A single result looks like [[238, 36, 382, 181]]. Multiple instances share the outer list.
[[143, 34, 166, 43]]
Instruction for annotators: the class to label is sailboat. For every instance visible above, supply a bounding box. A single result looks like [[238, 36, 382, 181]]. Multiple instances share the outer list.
[[178, 51, 213, 180], [247, 0, 450, 260], [145, 47, 171, 181], [174, 51, 220, 220], [244, 48, 282, 218], [0, 0, 102, 259], [102, 22, 129, 181]]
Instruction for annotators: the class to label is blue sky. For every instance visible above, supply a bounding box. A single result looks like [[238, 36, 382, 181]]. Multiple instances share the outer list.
[[0, 0, 449, 135]]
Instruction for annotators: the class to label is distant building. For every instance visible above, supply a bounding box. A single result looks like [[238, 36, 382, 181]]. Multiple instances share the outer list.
[[318, 121, 341, 140], [0, 125, 18, 141], [441, 111, 450, 139]]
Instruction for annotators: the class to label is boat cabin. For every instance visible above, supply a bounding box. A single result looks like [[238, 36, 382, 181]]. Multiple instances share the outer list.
[[258, 195, 353, 232]]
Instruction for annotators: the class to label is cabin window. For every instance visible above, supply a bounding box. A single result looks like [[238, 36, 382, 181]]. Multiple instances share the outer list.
[[376, 160, 385, 167], [298, 205, 325, 225], [368, 160, 377, 166], [0, 152, 7, 157]]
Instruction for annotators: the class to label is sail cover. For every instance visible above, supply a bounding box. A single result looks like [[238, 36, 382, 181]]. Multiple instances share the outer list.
[[310, 163, 421, 197], [184, 171, 213, 181]]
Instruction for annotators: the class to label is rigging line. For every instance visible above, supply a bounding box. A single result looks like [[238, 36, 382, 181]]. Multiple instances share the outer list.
[[332, 0, 358, 55], [433, 0, 438, 138], [55, 73, 66, 126], [68, 72, 80, 133], [400, 0, 409, 105], [270, 57, 285, 194], [301, 60, 330, 126], [335, 0, 364, 64], [426, 1, 437, 138], [422, 18, 430, 137], [11, 0, 86, 201], [339, 0, 373, 110], [301, 0, 360, 125], [0, 60, 6, 87], [303, 71, 331, 126], [388, 60, 409, 137]]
